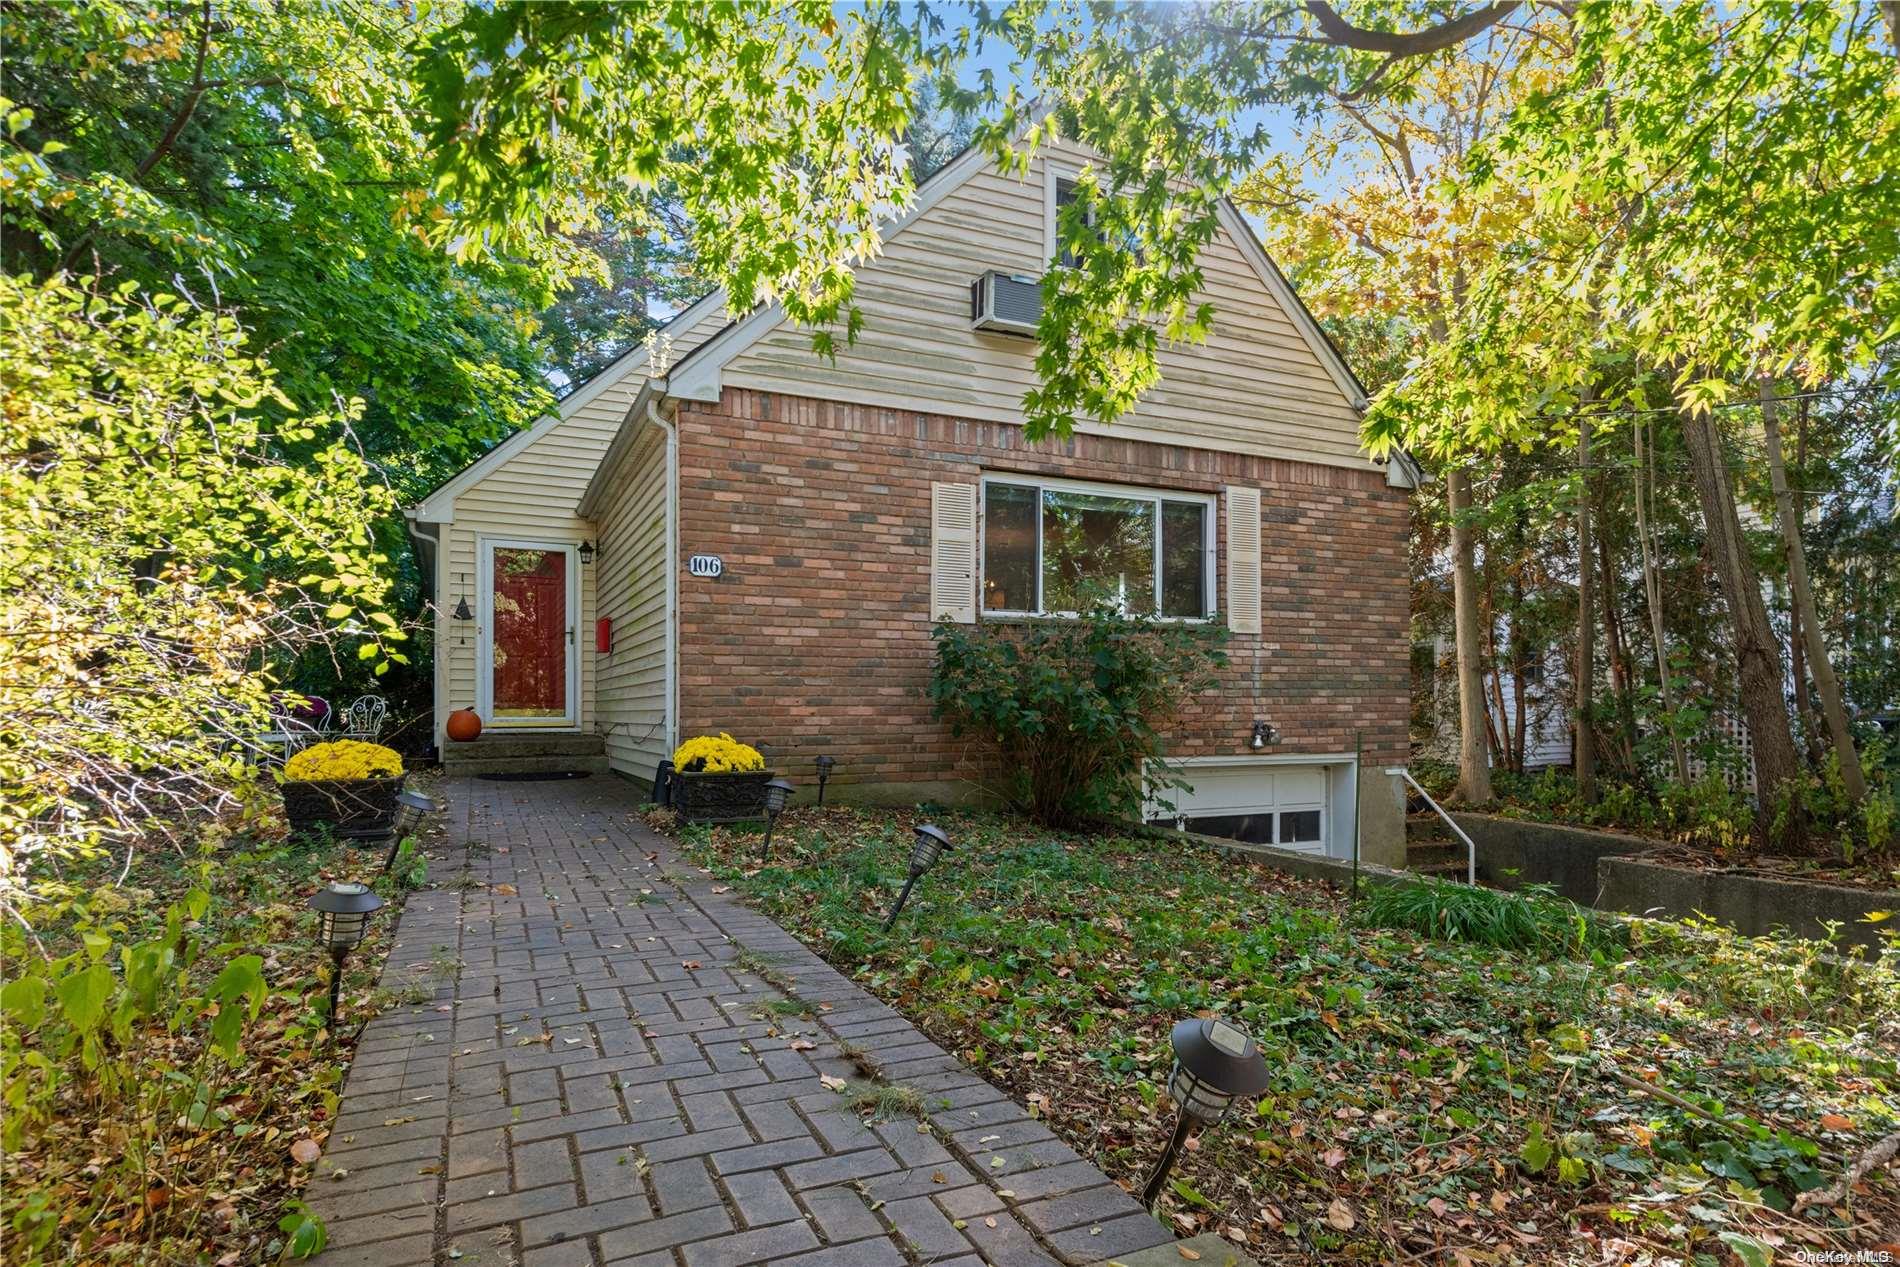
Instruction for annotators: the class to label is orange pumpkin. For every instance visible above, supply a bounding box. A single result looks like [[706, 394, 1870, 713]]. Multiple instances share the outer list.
[[445, 708, 482, 742]]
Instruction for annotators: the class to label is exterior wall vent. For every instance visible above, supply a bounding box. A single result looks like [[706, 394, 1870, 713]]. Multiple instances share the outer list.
[[970, 271, 1042, 338]]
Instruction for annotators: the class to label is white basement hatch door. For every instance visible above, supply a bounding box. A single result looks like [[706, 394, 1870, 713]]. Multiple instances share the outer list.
[[1150, 762, 1330, 855]]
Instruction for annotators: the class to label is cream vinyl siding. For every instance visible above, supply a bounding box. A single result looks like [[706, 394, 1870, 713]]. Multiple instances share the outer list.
[[593, 425, 671, 779], [437, 377, 638, 734], [431, 301, 723, 741], [722, 139, 1367, 469]]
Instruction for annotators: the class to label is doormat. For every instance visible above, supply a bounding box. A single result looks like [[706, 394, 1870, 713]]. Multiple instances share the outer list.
[[477, 771, 593, 782]]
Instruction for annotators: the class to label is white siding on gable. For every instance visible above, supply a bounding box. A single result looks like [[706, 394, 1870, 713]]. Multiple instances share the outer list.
[[594, 425, 672, 780], [720, 139, 1368, 469], [425, 296, 723, 745]]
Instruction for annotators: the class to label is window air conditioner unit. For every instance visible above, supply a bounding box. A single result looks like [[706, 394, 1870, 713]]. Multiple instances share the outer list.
[[970, 271, 1042, 337]]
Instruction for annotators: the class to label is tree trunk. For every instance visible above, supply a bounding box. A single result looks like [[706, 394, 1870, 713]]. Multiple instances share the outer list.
[[1575, 417, 1598, 800], [1599, 529, 1639, 771], [1633, 419, 1690, 782], [1679, 405, 1805, 852], [1447, 467, 1493, 802], [1791, 404, 1827, 767], [1761, 380, 1866, 801]]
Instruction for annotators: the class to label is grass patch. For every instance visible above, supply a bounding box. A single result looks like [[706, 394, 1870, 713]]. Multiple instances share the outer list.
[[675, 806, 1898, 1262], [846, 1081, 928, 1122], [1361, 878, 1625, 958]]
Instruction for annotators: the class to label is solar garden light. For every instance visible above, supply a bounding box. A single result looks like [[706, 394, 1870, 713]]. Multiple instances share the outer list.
[[308, 881, 384, 1029], [384, 789, 436, 873], [1140, 1017, 1272, 1208], [759, 778, 795, 863], [881, 824, 952, 930], [814, 754, 836, 805]]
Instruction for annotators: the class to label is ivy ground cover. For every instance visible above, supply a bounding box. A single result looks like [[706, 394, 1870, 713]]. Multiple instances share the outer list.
[[673, 806, 1898, 1265]]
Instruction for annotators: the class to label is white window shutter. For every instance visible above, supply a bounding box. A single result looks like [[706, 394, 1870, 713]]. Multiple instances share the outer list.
[[1225, 486, 1262, 635], [930, 482, 978, 623]]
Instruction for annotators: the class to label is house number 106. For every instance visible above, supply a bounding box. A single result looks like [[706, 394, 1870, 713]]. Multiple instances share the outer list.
[[687, 555, 723, 578]]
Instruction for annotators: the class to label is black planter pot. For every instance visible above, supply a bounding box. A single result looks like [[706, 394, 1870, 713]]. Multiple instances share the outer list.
[[672, 770, 772, 824], [282, 776, 406, 840]]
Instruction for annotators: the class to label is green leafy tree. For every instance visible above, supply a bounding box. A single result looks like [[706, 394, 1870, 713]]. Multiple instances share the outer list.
[[1, 0, 562, 496], [0, 273, 395, 898]]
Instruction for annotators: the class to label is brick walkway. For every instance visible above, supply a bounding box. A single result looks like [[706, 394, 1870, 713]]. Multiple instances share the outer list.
[[308, 777, 1174, 1267]]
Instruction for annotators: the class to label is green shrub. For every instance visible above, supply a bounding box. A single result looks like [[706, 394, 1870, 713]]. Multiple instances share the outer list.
[[929, 605, 1226, 828], [1363, 879, 1625, 959]]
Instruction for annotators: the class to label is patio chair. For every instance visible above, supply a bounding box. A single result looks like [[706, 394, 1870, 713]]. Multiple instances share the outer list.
[[341, 695, 388, 741]]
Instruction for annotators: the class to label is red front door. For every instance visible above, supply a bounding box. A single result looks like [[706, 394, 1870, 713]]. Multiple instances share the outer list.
[[489, 545, 570, 722]]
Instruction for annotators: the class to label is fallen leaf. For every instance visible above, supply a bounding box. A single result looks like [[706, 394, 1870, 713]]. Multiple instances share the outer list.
[[820, 1075, 849, 1092], [1819, 1113, 1853, 1131], [1178, 1249, 1202, 1261], [492, 884, 518, 896], [289, 1139, 321, 1166], [1326, 1199, 1356, 1231], [682, 960, 702, 970]]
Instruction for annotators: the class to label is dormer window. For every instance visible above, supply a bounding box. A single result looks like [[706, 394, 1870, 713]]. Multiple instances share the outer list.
[[1052, 176, 1098, 268]]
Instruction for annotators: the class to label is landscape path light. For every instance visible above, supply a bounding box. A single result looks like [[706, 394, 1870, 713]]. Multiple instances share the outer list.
[[309, 881, 384, 1031], [759, 778, 795, 863], [814, 754, 835, 805], [384, 789, 436, 873], [1140, 1016, 1271, 1207], [881, 823, 952, 930]]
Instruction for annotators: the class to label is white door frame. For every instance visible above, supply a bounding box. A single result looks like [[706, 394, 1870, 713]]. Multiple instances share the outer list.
[[476, 536, 581, 730]]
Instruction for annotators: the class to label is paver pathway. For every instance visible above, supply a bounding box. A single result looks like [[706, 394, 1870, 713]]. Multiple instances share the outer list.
[[308, 776, 1177, 1267]]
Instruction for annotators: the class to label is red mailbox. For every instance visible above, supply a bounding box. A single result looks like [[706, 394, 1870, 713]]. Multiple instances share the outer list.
[[595, 617, 612, 653]]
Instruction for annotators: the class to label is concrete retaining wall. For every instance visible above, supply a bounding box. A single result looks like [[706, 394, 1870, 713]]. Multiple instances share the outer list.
[[1596, 858, 1892, 952], [1448, 813, 1653, 905], [1449, 812, 1894, 952]]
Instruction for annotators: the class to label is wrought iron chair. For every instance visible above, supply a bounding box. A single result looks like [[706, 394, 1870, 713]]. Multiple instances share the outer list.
[[341, 695, 388, 741]]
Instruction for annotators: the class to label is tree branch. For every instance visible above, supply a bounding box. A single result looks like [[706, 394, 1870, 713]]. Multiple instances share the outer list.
[[1304, 1, 1519, 55]]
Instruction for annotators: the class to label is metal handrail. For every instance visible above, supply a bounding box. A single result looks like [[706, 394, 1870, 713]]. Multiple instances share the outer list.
[[1386, 766, 1476, 885]]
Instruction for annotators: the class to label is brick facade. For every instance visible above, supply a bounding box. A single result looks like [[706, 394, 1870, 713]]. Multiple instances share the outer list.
[[670, 388, 1410, 807]]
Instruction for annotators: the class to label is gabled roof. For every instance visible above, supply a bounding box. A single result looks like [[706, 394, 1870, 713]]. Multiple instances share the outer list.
[[405, 288, 724, 524], [438, 130, 1379, 523], [662, 149, 1368, 412]]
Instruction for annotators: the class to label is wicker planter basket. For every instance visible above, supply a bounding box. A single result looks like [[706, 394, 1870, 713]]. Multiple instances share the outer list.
[[673, 770, 773, 824], [283, 776, 405, 840]]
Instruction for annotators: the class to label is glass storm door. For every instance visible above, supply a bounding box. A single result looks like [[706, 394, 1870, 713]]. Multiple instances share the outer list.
[[479, 541, 577, 727]]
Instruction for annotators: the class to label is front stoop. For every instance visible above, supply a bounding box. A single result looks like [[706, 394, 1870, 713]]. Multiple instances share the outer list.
[[1091, 1231, 1264, 1266], [440, 731, 609, 777]]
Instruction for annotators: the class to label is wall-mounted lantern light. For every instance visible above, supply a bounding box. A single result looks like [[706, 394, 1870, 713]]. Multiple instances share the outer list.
[[814, 755, 836, 805], [759, 778, 795, 863], [578, 541, 596, 565], [308, 881, 384, 1031], [1250, 720, 1278, 751], [882, 824, 952, 930], [1140, 1017, 1271, 1206]]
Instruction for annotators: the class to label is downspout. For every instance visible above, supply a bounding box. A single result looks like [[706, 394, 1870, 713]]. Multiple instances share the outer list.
[[646, 399, 680, 759]]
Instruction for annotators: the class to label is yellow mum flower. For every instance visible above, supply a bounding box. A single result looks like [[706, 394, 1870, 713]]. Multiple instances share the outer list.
[[671, 733, 764, 774], [284, 740, 404, 782]]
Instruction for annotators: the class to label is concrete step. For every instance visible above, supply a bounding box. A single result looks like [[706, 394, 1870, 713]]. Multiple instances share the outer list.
[[442, 732, 608, 776], [443, 753, 612, 777], [1409, 859, 1471, 881]]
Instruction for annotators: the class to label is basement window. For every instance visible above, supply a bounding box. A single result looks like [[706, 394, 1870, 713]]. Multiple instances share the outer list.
[[980, 475, 1214, 619]]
